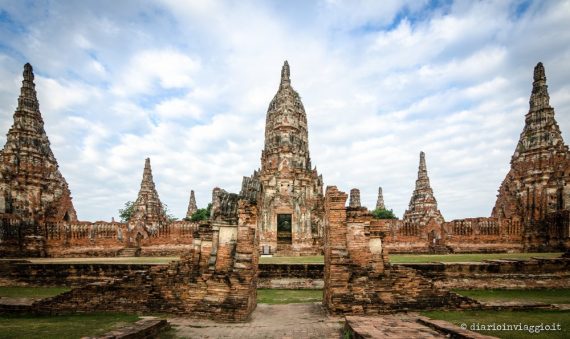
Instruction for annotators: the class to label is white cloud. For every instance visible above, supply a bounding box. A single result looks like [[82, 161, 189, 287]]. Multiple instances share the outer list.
[[0, 0, 568, 222], [36, 77, 101, 113], [112, 50, 200, 96]]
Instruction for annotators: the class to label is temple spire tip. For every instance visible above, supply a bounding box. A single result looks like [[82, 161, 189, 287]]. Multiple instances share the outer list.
[[534, 62, 545, 81], [280, 60, 290, 85], [23, 63, 34, 81]]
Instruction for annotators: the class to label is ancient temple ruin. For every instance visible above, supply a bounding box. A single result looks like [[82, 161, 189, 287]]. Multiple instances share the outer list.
[[252, 61, 325, 256], [492, 62, 570, 251], [400, 151, 446, 250], [126, 158, 167, 247], [323, 186, 476, 314], [34, 187, 260, 321], [0, 64, 77, 256], [0, 61, 567, 258], [0, 64, 77, 224]]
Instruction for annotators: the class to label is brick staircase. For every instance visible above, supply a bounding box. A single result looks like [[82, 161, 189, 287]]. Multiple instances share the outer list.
[[116, 247, 141, 257], [429, 244, 451, 254]]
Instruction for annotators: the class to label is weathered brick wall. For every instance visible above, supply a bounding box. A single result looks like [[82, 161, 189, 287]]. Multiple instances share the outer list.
[[381, 217, 526, 253], [258, 263, 324, 289], [323, 186, 477, 315], [0, 215, 47, 257], [1, 218, 199, 257], [401, 258, 570, 289], [32, 192, 260, 322], [0, 261, 156, 287]]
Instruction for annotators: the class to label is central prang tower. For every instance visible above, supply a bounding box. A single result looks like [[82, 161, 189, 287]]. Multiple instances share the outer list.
[[256, 61, 324, 255]]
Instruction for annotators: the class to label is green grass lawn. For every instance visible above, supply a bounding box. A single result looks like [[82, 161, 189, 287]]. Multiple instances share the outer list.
[[258, 252, 562, 264], [453, 289, 570, 304], [259, 255, 324, 264], [422, 310, 570, 339], [21, 252, 561, 265], [0, 286, 70, 299], [27, 257, 179, 265], [390, 252, 562, 263], [257, 289, 323, 304], [0, 313, 140, 339]]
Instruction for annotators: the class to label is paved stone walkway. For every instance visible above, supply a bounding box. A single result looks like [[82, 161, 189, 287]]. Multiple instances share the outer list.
[[167, 303, 344, 338], [346, 314, 446, 338]]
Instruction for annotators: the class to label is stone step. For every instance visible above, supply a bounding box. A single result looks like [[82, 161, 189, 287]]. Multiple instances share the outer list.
[[116, 247, 141, 257], [82, 318, 169, 339]]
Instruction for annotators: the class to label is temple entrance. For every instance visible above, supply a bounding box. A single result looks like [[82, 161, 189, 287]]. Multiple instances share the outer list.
[[277, 214, 292, 244]]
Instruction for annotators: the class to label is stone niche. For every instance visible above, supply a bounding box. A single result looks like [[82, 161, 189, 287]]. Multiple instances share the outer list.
[[323, 186, 476, 315]]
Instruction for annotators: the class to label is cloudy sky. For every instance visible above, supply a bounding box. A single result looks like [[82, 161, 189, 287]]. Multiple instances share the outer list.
[[0, 0, 569, 221]]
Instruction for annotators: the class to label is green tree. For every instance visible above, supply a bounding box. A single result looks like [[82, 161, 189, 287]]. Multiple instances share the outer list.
[[118, 201, 135, 222], [371, 208, 397, 220], [188, 203, 212, 222], [119, 201, 178, 222]]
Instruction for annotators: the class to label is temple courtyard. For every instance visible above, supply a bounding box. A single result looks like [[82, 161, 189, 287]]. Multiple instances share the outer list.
[[1, 3, 569, 338], [1, 253, 569, 338]]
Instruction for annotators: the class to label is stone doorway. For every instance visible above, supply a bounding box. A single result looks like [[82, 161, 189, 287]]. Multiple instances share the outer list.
[[277, 214, 292, 244]]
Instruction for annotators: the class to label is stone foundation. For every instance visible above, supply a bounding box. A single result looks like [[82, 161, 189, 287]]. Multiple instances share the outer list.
[[402, 258, 570, 290]]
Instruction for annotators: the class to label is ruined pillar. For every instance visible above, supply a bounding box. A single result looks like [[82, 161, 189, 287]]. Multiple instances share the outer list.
[[349, 188, 361, 208]]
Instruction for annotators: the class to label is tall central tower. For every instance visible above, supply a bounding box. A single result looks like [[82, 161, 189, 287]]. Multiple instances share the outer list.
[[256, 61, 324, 255]]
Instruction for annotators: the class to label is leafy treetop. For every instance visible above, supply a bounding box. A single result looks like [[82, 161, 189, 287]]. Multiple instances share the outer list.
[[371, 208, 398, 220], [187, 203, 212, 222], [118, 201, 178, 222]]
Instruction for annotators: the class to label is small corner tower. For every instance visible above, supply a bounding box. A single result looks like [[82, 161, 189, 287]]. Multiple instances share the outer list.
[[129, 158, 167, 238], [186, 190, 198, 219], [403, 151, 445, 227]]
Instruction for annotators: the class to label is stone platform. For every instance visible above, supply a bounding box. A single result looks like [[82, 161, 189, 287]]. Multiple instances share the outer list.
[[345, 314, 497, 339], [167, 303, 343, 338]]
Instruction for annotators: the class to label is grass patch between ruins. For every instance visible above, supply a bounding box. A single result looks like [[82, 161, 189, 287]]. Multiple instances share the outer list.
[[0, 312, 140, 339], [258, 252, 562, 264], [422, 310, 570, 339], [257, 289, 323, 304], [389, 252, 562, 263], [453, 289, 570, 304], [23, 252, 562, 265], [259, 255, 324, 264], [27, 257, 179, 265], [0, 286, 70, 299]]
